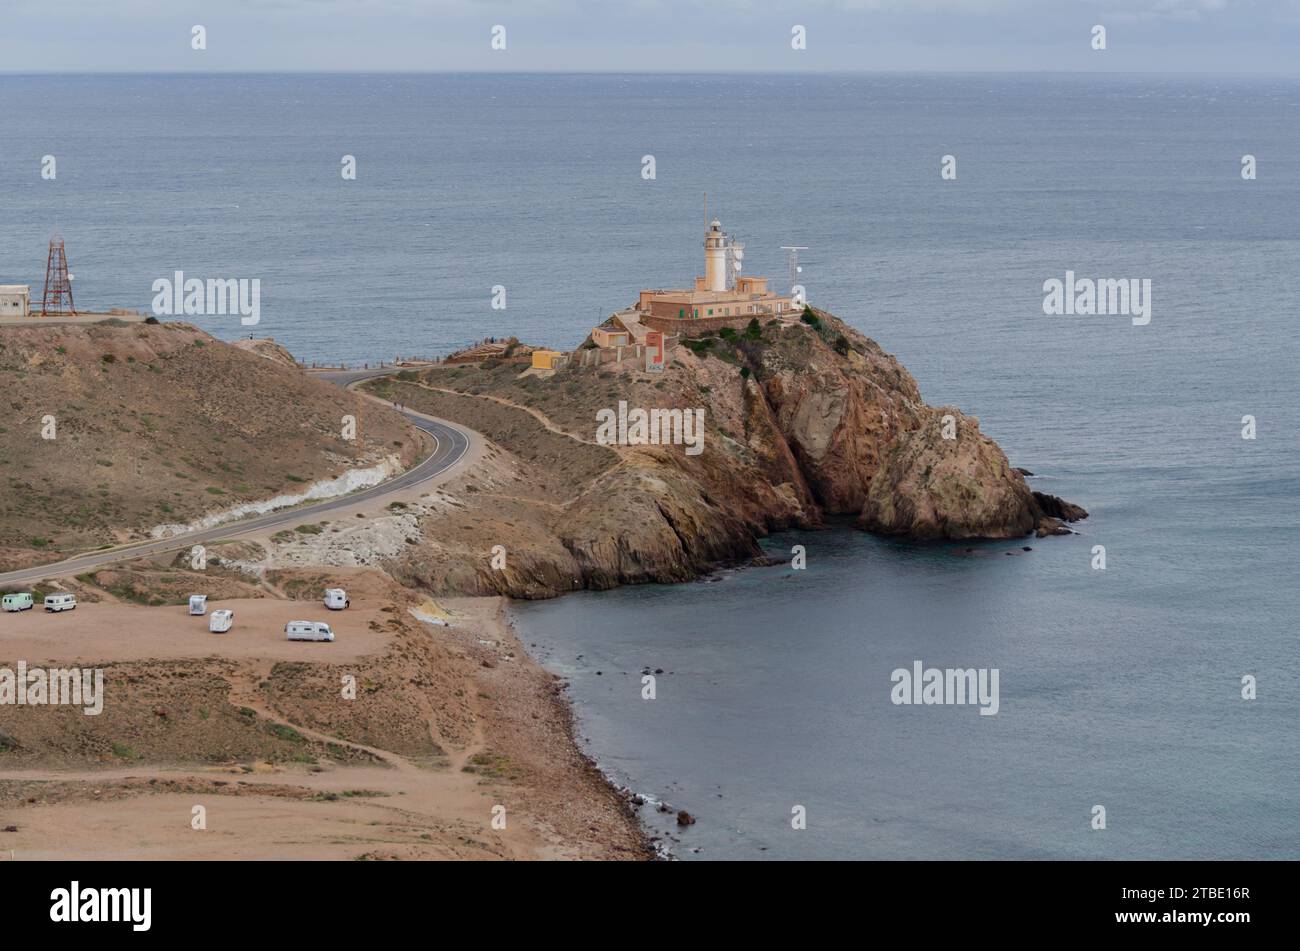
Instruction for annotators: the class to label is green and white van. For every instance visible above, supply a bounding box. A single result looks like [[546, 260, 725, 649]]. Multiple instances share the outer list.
[[2, 592, 34, 612]]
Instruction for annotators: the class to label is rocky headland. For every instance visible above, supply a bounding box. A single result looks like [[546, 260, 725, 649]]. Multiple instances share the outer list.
[[355, 306, 1087, 599]]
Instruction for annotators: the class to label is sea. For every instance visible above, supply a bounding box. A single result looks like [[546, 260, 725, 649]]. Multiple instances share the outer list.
[[2, 72, 1297, 858]]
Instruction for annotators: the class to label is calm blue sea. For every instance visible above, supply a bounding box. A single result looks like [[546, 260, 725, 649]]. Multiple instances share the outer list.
[[4, 73, 1297, 858]]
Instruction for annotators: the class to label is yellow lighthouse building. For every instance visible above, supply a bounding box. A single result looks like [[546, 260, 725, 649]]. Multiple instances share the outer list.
[[629, 216, 794, 335]]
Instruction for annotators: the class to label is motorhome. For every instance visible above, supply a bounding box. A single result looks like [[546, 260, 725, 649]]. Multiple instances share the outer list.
[[44, 593, 77, 613], [209, 609, 234, 633], [285, 620, 334, 642], [2, 592, 34, 612], [188, 594, 208, 616], [324, 588, 350, 610]]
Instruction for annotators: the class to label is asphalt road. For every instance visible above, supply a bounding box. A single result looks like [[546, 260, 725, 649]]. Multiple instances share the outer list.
[[0, 367, 470, 587]]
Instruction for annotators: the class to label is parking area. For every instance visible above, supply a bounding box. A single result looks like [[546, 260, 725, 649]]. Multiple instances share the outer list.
[[0, 596, 391, 665]]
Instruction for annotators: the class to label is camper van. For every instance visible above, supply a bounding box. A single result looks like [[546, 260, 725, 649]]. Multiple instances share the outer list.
[[43, 593, 77, 613], [208, 609, 234, 633], [323, 588, 350, 610], [2, 592, 34, 612], [285, 620, 334, 642], [188, 595, 208, 616]]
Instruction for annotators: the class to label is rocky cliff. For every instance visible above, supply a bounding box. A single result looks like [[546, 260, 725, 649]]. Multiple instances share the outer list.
[[746, 307, 1084, 539]]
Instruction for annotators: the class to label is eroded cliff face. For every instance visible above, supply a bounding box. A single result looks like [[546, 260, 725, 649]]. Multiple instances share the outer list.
[[557, 462, 770, 587], [367, 305, 1085, 599], [858, 405, 1041, 540], [755, 314, 928, 516]]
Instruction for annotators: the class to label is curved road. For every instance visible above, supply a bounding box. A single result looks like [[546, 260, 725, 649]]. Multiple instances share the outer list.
[[0, 367, 472, 587]]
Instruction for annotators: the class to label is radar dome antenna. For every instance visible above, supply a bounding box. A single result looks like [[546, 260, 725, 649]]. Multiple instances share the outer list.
[[725, 236, 745, 291]]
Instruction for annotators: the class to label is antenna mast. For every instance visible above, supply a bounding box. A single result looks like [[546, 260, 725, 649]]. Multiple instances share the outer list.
[[780, 245, 809, 294], [41, 234, 76, 317]]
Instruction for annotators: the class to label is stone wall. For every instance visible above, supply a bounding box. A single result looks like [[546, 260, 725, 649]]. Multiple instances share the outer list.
[[641, 314, 757, 336]]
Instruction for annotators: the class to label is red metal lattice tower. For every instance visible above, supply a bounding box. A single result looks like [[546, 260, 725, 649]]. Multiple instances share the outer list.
[[41, 236, 76, 317]]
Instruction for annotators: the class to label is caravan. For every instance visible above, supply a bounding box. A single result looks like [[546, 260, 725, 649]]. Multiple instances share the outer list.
[[44, 593, 77, 613], [188, 595, 208, 616], [208, 609, 234, 633], [285, 620, 334, 642], [323, 588, 350, 610], [2, 592, 34, 612]]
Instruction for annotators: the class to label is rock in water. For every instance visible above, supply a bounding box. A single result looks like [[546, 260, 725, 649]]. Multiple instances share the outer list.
[[1031, 491, 1089, 523]]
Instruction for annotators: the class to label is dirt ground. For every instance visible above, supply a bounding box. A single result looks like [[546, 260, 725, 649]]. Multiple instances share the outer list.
[[0, 597, 393, 665]]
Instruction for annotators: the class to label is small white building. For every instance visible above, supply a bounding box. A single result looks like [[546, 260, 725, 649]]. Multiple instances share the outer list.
[[0, 285, 30, 319]]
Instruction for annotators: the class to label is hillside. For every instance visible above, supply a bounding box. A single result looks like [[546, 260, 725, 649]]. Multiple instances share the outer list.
[[0, 322, 422, 571]]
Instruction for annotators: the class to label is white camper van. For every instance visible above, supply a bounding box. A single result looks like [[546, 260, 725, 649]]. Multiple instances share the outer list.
[[324, 588, 350, 610], [209, 609, 234, 633], [285, 620, 334, 642], [2, 592, 34, 612], [44, 593, 77, 613], [188, 594, 208, 616]]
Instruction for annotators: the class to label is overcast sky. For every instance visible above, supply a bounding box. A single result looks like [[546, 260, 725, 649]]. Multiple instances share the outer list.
[[2, 0, 1298, 74]]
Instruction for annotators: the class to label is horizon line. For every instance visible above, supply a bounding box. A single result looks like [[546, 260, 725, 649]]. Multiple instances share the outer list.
[[3, 67, 1299, 79]]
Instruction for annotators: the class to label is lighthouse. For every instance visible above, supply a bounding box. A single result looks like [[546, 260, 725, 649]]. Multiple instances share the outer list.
[[629, 211, 795, 334], [703, 219, 727, 292]]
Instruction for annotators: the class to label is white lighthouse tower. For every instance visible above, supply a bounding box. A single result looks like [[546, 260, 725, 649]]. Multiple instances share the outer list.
[[704, 218, 727, 292]]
